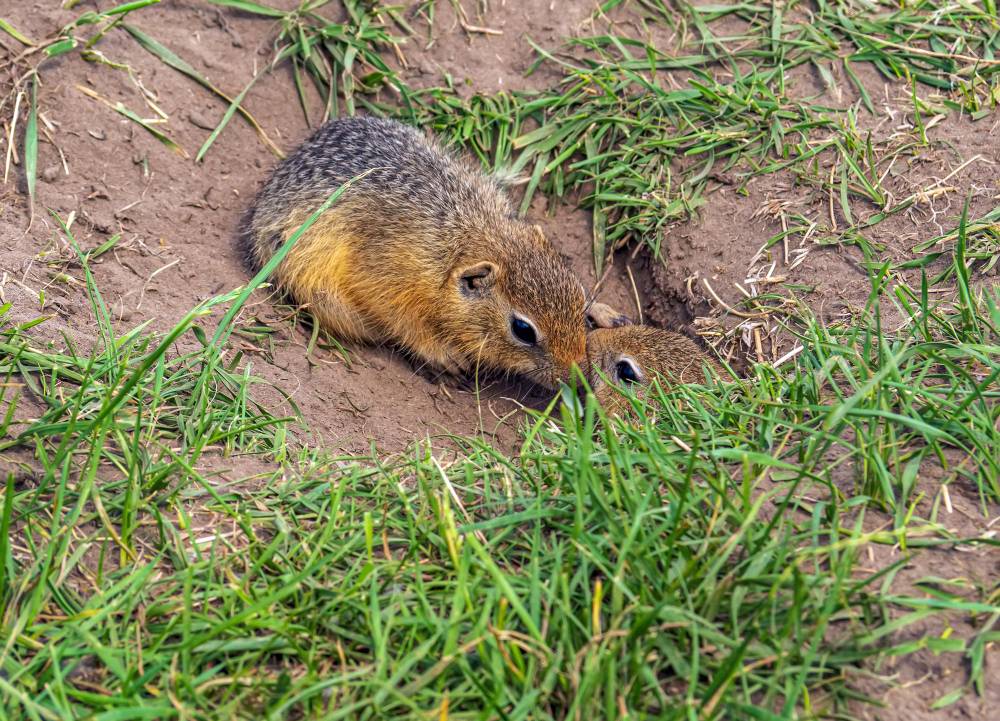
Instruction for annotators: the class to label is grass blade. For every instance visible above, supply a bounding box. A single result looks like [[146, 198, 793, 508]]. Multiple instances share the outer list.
[[208, 0, 285, 18], [122, 23, 283, 158], [101, 0, 163, 15], [24, 74, 38, 219], [0, 473, 14, 597], [194, 69, 261, 163], [0, 17, 34, 45], [209, 172, 370, 347], [76, 84, 188, 158]]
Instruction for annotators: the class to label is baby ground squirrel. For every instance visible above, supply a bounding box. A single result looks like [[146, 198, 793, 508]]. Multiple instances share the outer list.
[[585, 325, 722, 414], [246, 116, 591, 388]]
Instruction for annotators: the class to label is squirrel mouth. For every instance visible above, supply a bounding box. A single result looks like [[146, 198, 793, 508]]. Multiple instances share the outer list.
[[520, 366, 558, 391]]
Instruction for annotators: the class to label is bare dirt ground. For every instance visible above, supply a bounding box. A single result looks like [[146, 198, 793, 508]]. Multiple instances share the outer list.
[[1, 0, 647, 454], [3, 1, 996, 448], [0, 1, 996, 718]]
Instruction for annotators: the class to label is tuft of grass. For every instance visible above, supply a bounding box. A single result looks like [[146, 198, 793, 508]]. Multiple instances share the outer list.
[[205, 0, 411, 132], [399, 44, 838, 274], [597, 224, 999, 516], [384, 10, 995, 272], [909, 205, 1000, 281], [0, 226, 288, 469], [383, 1, 998, 271], [1, 201, 997, 721]]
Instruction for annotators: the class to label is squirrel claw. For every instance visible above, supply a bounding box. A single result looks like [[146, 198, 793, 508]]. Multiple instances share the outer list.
[[587, 302, 633, 330]]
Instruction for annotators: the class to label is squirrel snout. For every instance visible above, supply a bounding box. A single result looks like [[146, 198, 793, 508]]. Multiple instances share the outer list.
[[551, 349, 586, 388], [525, 355, 579, 390]]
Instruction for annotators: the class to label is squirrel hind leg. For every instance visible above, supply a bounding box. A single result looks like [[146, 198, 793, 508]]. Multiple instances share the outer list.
[[302, 288, 377, 345]]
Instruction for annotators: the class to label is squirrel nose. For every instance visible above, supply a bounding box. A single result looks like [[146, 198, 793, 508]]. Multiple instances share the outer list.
[[549, 336, 587, 386], [556, 357, 584, 385]]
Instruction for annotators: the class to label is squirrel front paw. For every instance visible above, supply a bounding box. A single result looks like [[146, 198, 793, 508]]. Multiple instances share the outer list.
[[586, 302, 633, 329]]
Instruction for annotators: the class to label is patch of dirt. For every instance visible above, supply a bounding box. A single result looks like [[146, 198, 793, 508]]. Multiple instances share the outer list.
[[0, 0, 635, 454], [647, 64, 1000, 366], [846, 480, 999, 721]]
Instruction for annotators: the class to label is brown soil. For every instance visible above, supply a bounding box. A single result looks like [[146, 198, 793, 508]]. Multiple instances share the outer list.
[[1, 0, 648, 454], [647, 61, 1000, 365], [0, 1, 996, 717]]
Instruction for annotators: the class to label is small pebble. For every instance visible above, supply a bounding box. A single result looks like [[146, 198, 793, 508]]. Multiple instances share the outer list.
[[188, 111, 217, 131], [41, 164, 61, 183]]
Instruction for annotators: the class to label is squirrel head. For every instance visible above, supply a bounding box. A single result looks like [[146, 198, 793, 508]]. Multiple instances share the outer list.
[[447, 223, 586, 388], [584, 324, 721, 415]]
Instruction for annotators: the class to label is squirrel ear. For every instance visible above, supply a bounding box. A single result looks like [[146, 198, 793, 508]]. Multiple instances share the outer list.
[[531, 225, 547, 246], [458, 261, 498, 298]]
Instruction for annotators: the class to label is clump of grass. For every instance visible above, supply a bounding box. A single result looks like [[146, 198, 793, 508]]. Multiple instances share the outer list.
[[1, 205, 997, 720], [673, 0, 1000, 107], [389, 13, 995, 274], [194, 0, 413, 159], [909, 205, 1000, 281], [594, 215, 999, 516], [391, 2, 999, 270], [0, 214, 291, 489], [0, 173, 352, 559], [400, 41, 848, 274]]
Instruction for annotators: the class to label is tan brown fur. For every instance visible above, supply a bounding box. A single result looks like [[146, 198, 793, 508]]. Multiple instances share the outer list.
[[246, 117, 586, 387], [585, 325, 722, 415]]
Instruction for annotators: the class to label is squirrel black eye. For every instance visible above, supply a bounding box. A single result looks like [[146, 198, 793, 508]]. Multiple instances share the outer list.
[[510, 316, 538, 346], [616, 359, 641, 384]]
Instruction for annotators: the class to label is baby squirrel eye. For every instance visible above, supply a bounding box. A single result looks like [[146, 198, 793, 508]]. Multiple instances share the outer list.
[[615, 359, 641, 384], [510, 315, 538, 346]]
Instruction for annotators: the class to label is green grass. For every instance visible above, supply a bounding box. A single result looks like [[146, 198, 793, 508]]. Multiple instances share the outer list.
[[379, 1, 1000, 272], [1, 1, 999, 719], [1, 206, 998, 720], [9, 0, 994, 269]]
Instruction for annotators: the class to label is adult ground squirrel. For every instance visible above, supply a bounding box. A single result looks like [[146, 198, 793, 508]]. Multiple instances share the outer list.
[[246, 116, 589, 388], [585, 325, 722, 414]]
